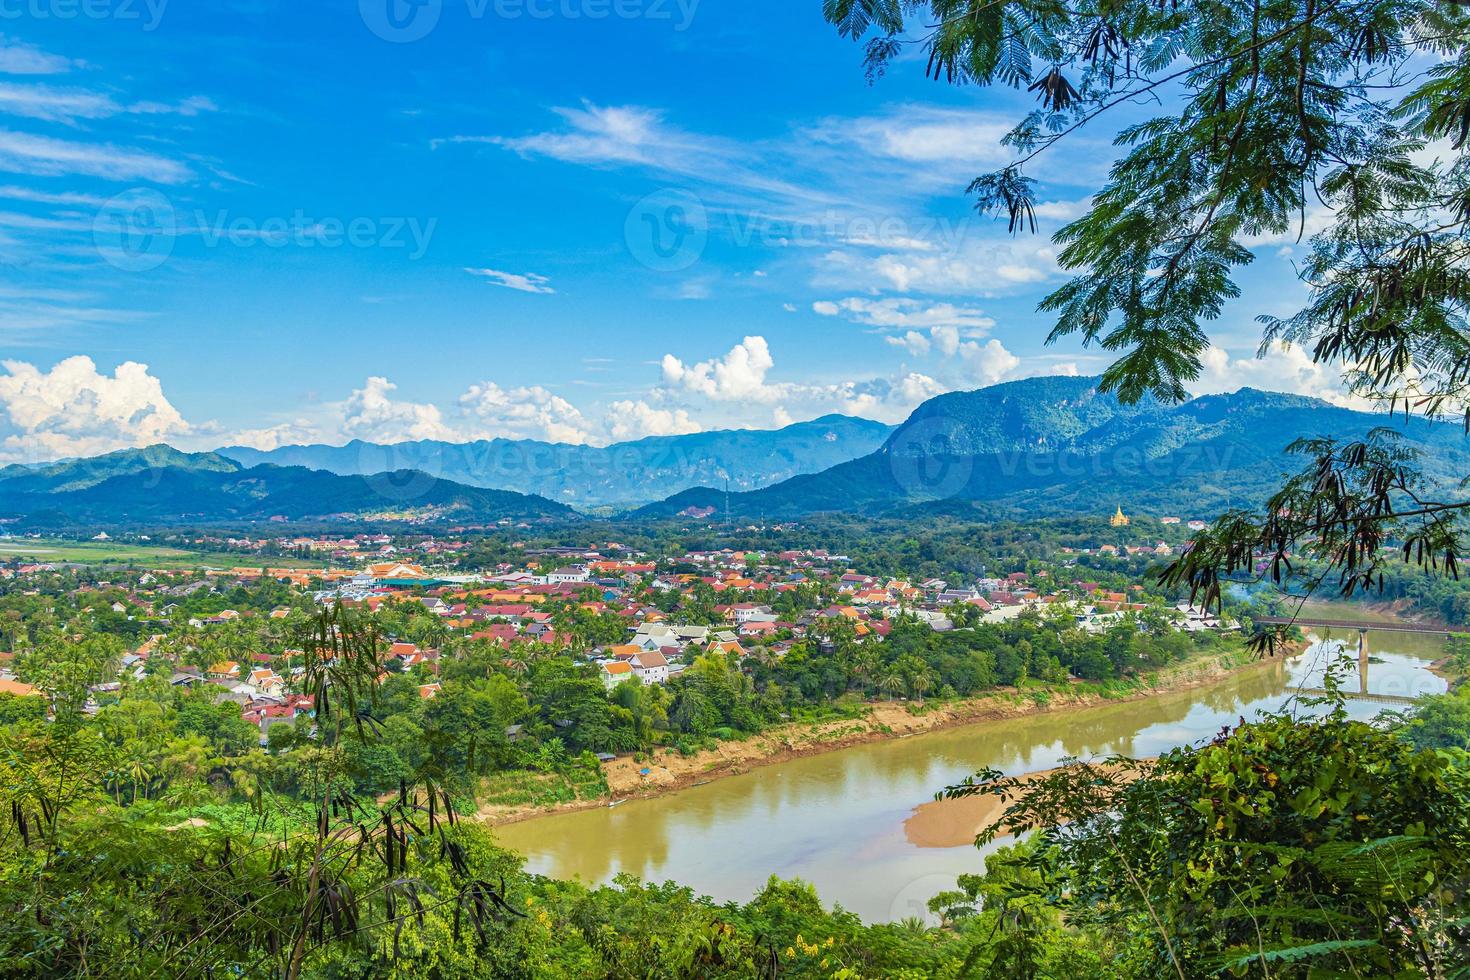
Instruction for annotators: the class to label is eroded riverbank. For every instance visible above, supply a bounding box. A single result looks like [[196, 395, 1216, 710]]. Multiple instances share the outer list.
[[491, 635, 1444, 923], [479, 646, 1270, 828]]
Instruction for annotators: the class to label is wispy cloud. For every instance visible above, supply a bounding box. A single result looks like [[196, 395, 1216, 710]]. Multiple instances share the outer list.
[[0, 129, 192, 182], [0, 37, 76, 76], [465, 267, 556, 294], [0, 184, 111, 207], [466, 101, 1077, 305], [0, 295, 151, 334], [0, 82, 215, 124], [445, 101, 853, 218], [812, 297, 995, 332]]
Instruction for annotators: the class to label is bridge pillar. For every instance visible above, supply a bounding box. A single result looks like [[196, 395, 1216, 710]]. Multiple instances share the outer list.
[[1358, 629, 1369, 695]]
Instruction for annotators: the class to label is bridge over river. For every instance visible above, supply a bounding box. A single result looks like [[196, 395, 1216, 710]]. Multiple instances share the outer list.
[[1254, 616, 1462, 695], [1254, 617, 1470, 637]]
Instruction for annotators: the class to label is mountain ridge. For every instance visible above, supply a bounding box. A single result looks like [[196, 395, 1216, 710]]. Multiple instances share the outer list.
[[216, 415, 894, 509], [633, 379, 1470, 521], [0, 450, 575, 529]]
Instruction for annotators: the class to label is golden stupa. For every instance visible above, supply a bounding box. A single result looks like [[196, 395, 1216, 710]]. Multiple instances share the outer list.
[[1110, 505, 1130, 528]]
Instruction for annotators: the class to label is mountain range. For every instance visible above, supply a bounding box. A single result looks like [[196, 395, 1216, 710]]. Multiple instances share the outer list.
[[634, 377, 1470, 521], [0, 446, 574, 528], [218, 415, 894, 509], [3, 377, 1465, 530]]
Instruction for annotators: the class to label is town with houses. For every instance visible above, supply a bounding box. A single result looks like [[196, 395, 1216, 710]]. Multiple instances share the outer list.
[[0, 508, 1231, 749]]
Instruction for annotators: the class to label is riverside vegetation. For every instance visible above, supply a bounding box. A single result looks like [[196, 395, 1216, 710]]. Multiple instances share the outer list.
[[1, 574, 1467, 976]]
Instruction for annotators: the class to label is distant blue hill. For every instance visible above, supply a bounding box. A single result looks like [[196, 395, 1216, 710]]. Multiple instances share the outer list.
[[632, 377, 1470, 521], [0, 446, 574, 528], [217, 415, 894, 510]]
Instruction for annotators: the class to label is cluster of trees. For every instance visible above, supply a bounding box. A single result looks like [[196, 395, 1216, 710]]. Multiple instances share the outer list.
[[298, 602, 1229, 782], [2, 606, 1464, 977], [0, 554, 1240, 813]]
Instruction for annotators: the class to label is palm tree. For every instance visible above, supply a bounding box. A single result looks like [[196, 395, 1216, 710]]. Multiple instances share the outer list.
[[850, 649, 881, 694], [126, 751, 154, 804], [502, 646, 531, 682], [879, 672, 905, 701], [911, 670, 932, 702]]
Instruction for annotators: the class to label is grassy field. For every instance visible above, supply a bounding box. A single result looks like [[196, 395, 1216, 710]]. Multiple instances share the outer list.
[[0, 538, 325, 569]]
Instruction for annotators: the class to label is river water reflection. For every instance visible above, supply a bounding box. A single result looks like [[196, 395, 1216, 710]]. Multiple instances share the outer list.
[[495, 630, 1448, 922]]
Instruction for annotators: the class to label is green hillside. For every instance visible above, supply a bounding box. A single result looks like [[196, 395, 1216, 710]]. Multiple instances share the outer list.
[[634, 380, 1470, 521]]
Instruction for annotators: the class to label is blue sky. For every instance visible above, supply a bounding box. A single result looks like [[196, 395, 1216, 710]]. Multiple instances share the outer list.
[[0, 0, 1348, 461]]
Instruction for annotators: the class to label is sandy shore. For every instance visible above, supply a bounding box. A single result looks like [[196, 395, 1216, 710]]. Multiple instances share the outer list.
[[903, 760, 1148, 848], [901, 771, 1054, 848], [478, 648, 1279, 827]]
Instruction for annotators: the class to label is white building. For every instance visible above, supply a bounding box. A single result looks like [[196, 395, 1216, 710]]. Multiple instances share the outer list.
[[548, 566, 590, 585], [631, 651, 670, 684], [730, 603, 772, 624]]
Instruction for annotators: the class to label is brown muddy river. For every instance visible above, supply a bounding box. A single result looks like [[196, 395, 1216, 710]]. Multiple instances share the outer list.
[[495, 629, 1448, 922]]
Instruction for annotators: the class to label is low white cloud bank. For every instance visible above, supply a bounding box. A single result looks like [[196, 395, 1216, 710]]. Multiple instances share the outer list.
[[0, 355, 192, 461], [459, 381, 594, 444], [606, 399, 701, 440], [1192, 342, 1373, 409]]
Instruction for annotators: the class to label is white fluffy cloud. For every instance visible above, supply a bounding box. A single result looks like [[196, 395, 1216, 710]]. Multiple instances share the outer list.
[[224, 421, 317, 452], [886, 330, 932, 356], [662, 335, 780, 403], [1192, 342, 1370, 408], [0, 337, 1057, 465], [459, 381, 594, 444], [606, 400, 701, 440], [811, 240, 1061, 302], [0, 356, 191, 460], [652, 334, 1022, 427], [340, 377, 456, 443], [959, 338, 1022, 385], [1031, 199, 1091, 221]]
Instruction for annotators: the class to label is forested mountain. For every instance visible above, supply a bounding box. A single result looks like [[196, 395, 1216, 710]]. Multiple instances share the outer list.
[[0, 448, 574, 528], [635, 378, 1470, 520], [0, 445, 240, 494], [217, 415, 893, 509]]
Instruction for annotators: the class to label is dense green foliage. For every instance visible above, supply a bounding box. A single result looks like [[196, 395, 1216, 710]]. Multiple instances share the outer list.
[[0, 446, 573, 529], [945, 707, 1470, 977], [4, 611, 1465, 977]]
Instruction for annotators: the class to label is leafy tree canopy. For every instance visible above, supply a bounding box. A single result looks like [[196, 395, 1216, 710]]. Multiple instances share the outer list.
[[824, 0, 1470, 627]]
